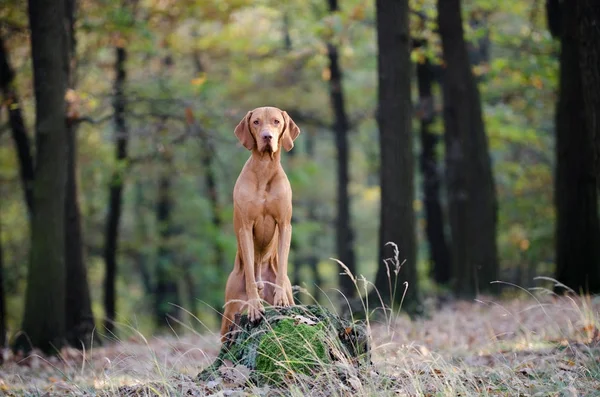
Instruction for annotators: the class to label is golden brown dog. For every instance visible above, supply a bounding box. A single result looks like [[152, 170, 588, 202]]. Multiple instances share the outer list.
[[220, 106, 301, 341]]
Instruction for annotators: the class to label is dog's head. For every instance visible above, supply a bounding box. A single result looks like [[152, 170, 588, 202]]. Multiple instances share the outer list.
[[234, 106, 300, 154]]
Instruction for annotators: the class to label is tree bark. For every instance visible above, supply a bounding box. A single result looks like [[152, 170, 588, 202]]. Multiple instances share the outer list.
[[0, 37, 34, 217], [554, 2, 600, 293], [65, 120, 95, 346], [326, 0, 356, 299], [415, 40, 452, 286], [103, 46, 128, 335], [190, 54, 226, 276], [0, 220, 5, 359], [577, 1, 600, 186], [202, 145, 224, 271], [546, 0, 562, 38], [437, 0, 498, 297], [154, 154, 181, 328], [374, 0, 418, 310], [303, 129, 323, 303], [63, 0, 95, 348], [15, 0, 68, 354], [306, 208, 323, 303], [133, 182, 153, 295]]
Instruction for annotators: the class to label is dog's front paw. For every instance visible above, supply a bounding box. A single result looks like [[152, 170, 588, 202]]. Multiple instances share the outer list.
[[247, 299, 265, 324], [273, 289, 290, 307]]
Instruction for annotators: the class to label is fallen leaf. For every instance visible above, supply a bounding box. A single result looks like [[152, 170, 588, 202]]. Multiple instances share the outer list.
[[293, 315, 318, 326], [206, 378, 222, 390], [346, 375, 362, 390], [219, 364, 250, 386]]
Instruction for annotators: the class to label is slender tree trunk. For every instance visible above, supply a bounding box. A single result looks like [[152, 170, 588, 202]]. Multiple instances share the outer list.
[[554, 2, 600, 293], [103, 46, 128, 335], [63, 0, 95, 348], [187, 99, 225, 275], [154, 154, 180, 328], [15, 0, 68, 354], [374, 0, 418, 311], [306, 209, 323, 303], [577, 1, 600, 185], [184, 73, 223, 318], [0, 37, 34, 217], [292, 246, 301, 289], [133, 182, 153, 295], [302, 129, 322, 303], [415, 40, 452, 285], [326, 0, 356, 299], [0, 220, 5, 359], [203, 152, 224, 270], [437, 0, 498, 297], [182, 259, 198, 318]]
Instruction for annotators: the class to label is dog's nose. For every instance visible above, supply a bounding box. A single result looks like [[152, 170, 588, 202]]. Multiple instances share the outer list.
[[261, 131, 273, 141]]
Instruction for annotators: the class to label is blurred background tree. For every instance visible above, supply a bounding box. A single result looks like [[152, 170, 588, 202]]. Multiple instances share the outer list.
[[0, 0, 598, 351]]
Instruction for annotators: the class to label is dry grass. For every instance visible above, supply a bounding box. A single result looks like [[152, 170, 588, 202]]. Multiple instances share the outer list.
[[1, 292, 600, 396]]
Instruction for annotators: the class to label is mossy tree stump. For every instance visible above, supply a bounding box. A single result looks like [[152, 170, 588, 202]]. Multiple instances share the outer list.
[[198, 305, 370, 385]]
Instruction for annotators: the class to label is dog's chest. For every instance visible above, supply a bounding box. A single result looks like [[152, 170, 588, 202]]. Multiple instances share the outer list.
[[253, 186, 283, 217]]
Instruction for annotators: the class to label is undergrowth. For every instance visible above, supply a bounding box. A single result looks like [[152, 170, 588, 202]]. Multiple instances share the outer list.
[[1, 245, 600, 396]]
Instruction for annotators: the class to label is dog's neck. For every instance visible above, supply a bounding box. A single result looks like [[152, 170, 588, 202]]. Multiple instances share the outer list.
[[249, 149, 282, 174]]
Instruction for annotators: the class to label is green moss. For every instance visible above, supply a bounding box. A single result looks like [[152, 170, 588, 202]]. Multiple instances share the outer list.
[[255, 318, 329, 384], [197, 306, 370, 385]]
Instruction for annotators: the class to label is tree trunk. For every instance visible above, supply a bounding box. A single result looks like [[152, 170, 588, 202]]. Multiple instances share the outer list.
[[303, 129, 323, 303], [0, 37, 34, 217], [63, 0, 95, 348], [306, 208, 323, 303], [437, 0, 498, 297], [0, 220, 5, 359], [184, 87, 223, 319], [374, 0, 418, 311], [154, 154, 181, 329], [577, 1, 600, 186], [65, 120, 95, 347], [133, 182, 153, 295], [415, 40, 452, 286], [546, 0, 562, 38], [188, 82, 225, 275], [14, 0, 68, 354], [103, 46, 128, 335], [554, 2, 600, 294], [203, 148, 224, 270], [326, 0, 356, 299]]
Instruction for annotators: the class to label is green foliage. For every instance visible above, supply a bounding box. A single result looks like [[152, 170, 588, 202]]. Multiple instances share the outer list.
[[0, 0, 562, 335]]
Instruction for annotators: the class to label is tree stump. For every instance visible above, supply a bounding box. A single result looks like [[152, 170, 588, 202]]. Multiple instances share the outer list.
[[197, 305, 370, 385]]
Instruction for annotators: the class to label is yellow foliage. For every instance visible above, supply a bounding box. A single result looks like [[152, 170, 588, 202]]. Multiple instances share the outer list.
[[531, 76, 543, 89], [191, 73, 207, 87], [362, 186, 380, 203], [413, 199, 423, 212]]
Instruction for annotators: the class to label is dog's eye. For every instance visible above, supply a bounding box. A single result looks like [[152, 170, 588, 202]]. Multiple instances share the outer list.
[[253, 120, 259, 125], [274, 119, 280, 125]]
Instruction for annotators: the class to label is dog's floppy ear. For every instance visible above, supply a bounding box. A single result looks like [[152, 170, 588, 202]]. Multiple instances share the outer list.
[[281, 111, 301, 152], [234, 111, 254, 150]]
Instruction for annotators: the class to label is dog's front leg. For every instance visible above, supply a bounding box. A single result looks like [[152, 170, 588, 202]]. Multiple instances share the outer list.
[[274, 223, 292, 307], [238, 225, 264, 322]]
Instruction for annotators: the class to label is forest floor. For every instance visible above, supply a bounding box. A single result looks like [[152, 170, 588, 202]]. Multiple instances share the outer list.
[[1, 294, 600, 396]]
